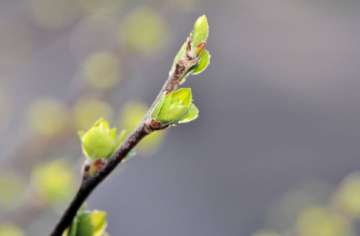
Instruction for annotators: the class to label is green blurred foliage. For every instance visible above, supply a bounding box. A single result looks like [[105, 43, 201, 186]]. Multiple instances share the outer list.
[[255, 179, 360, 236], [32, 160, 75, 205], [119, 101, 165, 153], [82, 52, 122, 90], [27, 99, 69, 136], [296, 206, 354, 236], [0, 173, 26, 210], [73, 97, 113, 130], [119, 7, 169, 54], [0, 224, 24, 236], [265, 182, 332, 231], [334, 172, 360, 218]]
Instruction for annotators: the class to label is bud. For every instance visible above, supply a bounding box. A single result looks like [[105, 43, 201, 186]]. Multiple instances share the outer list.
[[79, 118, 126, 160], [64, 210, 108, 236], [192, 15, 209, 48], [152, 88, 199, 125], [192, 49, 211, 75]]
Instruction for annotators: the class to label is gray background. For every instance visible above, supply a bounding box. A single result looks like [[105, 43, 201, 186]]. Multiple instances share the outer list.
[[1, 0, 360, 235]]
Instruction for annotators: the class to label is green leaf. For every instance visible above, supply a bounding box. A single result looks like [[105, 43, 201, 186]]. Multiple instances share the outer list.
[[153, 88, 193, 124], [173, 15, 209, 66], [77, 210, 107, 236], [192, 15, 209, 47], [178, 104, 199, 124], [192, 50, 211, 75], [80, 118, 124, 160]]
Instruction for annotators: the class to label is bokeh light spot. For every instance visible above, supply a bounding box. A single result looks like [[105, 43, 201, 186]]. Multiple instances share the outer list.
[[32, 160, 75, 205], [119, 101, 165, 153], [0, 224, 24, 236], [296, 207, 354, 236], [82, 51, 121, 90], [118, 7, 169, 54], [73, 97, 113, 130], [334, 172, 360, 218], [27, 99, 69, 136]]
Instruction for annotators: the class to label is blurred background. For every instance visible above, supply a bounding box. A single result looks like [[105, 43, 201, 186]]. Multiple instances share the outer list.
[[1, 0, 360, 235]]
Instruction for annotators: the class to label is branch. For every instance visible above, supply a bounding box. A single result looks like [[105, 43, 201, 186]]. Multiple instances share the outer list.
[[50, 34, 200, 236]]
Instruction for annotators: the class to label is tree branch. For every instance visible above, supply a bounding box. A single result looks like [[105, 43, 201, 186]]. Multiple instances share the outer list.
[[50, 34, 199, 236]]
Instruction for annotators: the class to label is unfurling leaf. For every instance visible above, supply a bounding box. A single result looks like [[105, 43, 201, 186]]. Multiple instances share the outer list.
[[178, 104, 199, 124], [173, 15, 209, 63], [80, 118, 126, 160], [77, 211, 107, 236], [152, 88, 199, 125], [171, 15, 210, 81], [192, 15, 209, 47], [192, 50, 211, 75], [64, 210, 108, 236]]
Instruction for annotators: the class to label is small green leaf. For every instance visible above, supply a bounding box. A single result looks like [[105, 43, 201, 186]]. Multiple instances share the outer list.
[[80, 118, 124, 160], [77, 210, 107, 236], [173, 15, 209, 66], [192, 15, 209, 47], [178, 104, 199, 124], [153, 88, 193, 124], [192, 50, 211, 75]]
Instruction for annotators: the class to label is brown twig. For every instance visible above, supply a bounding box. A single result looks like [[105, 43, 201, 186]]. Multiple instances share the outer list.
[[50, 34, 199, 236]]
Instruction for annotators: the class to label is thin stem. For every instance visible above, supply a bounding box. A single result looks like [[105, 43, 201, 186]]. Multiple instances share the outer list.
[[50, 34, 199, 236], [50, 125, 148, 236]]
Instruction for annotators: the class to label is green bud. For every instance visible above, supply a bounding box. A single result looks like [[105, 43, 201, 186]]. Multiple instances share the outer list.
[[173, 15, 209, 65], [64, 210, 108, 236], [79, 118, 126, 160], [152, 88, 196, 124], [178, 104, 199, 124], [77, 210, 107, 236], [192, 15, 209, 47], [192, 49, 211, 75]]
